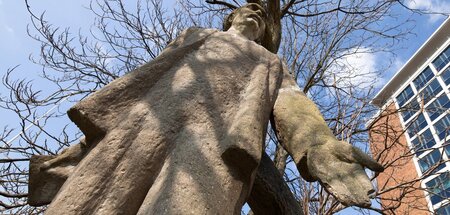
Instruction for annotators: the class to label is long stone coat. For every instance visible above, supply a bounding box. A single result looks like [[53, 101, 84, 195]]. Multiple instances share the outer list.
[[29, 27, 311, 214]]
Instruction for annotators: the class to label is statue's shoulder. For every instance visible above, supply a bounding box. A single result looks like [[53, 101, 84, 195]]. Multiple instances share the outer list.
[[166, 27, 218, 50], [182, 27, 218, 37]]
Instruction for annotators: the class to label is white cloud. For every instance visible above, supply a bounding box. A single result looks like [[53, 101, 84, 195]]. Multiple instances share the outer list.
[[378, 57, 405, 88], [407, 0, 450, 23], [328, 47, 382, 89]]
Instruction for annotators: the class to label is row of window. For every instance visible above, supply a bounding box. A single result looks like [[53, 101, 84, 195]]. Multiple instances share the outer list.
[[396, 45, 450, 110], [401, 92, 450, 123], [397, 73, 448, 111], [398, 79, 448, 127], [394, 44, 450, 211], [428, 46, 450, 213]]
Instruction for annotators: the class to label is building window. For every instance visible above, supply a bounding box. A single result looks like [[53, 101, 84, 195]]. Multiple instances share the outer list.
[[433, 45, 450, 72], [412, 129, 436, 155], [397, 85, 415, 107], [442, 67, 450, 85], [427, 93, 450, 121], [426, 172, 450, 205], [413, 67, 435, 91], [436, 203, 450, 215], [408, 113, 428, 137], [401, 98, 420, 122], [418, 149, 445, 174], [434, 115, 450, 141], [420, 79, 443, 105]]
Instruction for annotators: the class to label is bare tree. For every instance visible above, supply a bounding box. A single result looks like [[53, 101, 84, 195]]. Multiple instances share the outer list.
[[0, 0, 447, 214]]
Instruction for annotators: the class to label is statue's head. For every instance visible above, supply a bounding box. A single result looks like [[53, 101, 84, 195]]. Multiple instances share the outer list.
[[223, 3, 267, 42]]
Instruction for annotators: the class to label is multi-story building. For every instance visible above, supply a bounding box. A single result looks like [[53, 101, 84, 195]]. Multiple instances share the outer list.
[[370, 17, 450, 214]]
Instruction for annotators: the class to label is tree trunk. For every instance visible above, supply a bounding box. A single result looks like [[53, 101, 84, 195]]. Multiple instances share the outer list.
[[248, 152, 303, 215]]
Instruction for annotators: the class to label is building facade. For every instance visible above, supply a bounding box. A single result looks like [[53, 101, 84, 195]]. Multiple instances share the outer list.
[[370, 17, 450, 214]]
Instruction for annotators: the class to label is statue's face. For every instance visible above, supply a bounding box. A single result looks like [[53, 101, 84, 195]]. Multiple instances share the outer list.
[[231, 3, 266, 41]]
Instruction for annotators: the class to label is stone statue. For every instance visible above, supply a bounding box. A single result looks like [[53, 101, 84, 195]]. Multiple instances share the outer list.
[[28, 3, 383, 214]]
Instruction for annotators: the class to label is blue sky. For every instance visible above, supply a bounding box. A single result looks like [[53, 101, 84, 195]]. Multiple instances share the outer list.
[[0, 0, 93, 129], [0, 0, 92, 68], [0, 0, 449, 214]]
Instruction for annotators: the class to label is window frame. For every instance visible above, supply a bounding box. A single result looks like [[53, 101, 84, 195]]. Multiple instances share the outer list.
[[426, 93, 450, 122]]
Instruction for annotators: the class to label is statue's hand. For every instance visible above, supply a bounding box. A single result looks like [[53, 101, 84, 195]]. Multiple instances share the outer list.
[[304, 140, 384, 207]]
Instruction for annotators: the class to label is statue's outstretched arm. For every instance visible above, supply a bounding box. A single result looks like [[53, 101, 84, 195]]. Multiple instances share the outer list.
[[272, 69, 383, 207]]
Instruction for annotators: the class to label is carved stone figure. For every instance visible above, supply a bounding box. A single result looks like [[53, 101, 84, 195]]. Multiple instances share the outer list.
[[28, 4, 383, 214]]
